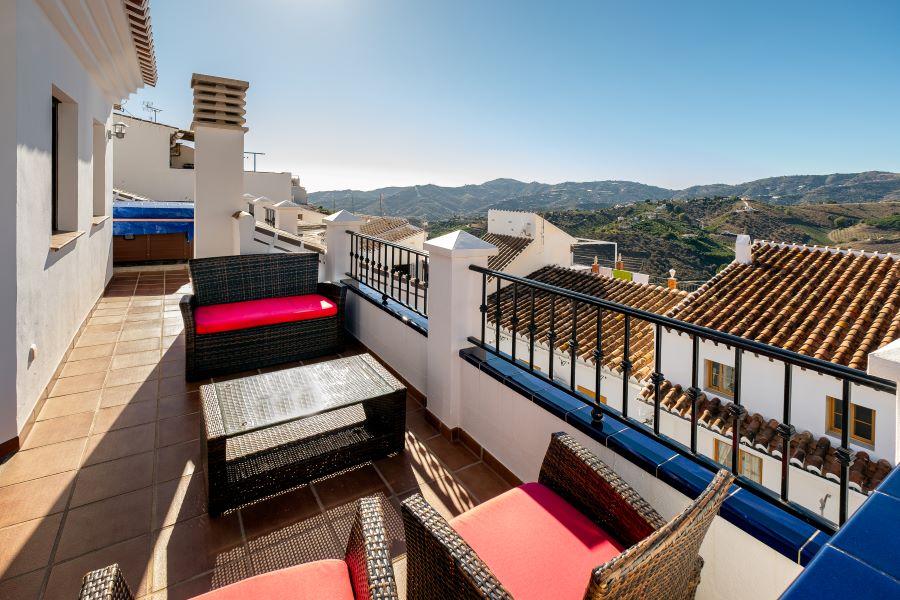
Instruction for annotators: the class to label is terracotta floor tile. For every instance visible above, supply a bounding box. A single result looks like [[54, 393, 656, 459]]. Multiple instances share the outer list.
[[44, 534, 151, 600], [399, 471, 478, 521], [83, 322, 124, 335], [158, 377, 198, 398], [70, 452, 155, 507], [89, 314, 125, 325], [55, 488, 152, 562], [406, 409, 438, 439], [153, 474, 207, 531], [39, 390, 101, 421], [160, 346, 184, 365], [131, 300, 163, 308], [22, 412, 94, 450], [162, 336, 184, 350], [49, 372, 106, 398], [374, 449, 444, 495], [68, 343, 116, 362], [75, 331, 120, 348], [247, 519, 341, 576], [454, 463, 513, 503], [422, 434, 479, 471], [151, 514, 244, 592], [148, 561, 252, 600], [240, 485, 321, 541], [92, 400, 157, 433], [155, 440, 202, 483], [112, 350, 164, 370], [156, 413, 200, 448], [100, 382, 157, 408], [119, 328, 162, 343], [0, 568, 45, 599], [312, 465, 391, 510], [163, 324, 183, 337], [0, 472, 76, 528], [157, 393, 199, 420], [0, 439, 85, 487], [116, 338, 161, 356], [82, 423, 156, 466], [59, 356, 112, 378], [0, 512, 63, 579], [159, 361, 185, 379], [105, 364, 158, 388]]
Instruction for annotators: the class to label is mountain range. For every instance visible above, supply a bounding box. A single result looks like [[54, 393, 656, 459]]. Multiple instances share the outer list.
[[309, 171, 900, 221]]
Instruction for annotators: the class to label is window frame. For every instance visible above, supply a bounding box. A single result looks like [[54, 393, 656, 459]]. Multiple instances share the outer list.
[[704, 359, 735, 397], [51, 96, 60, 232], [713, 438, 763, 484], [826, 396, 876, 446]]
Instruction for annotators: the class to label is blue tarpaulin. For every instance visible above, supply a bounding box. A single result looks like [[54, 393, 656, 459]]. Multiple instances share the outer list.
[[113, 201, 194, 240]]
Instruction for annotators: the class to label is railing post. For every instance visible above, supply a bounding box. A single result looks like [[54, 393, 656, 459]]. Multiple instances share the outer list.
[[323, 210, 364, 283], [424, 231, 497, 430], [231, 210, 255, 255]]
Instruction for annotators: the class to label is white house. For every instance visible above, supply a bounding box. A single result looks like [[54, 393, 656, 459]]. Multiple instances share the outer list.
[[112, 113, 294, 203], [0, 0, 157, 453]]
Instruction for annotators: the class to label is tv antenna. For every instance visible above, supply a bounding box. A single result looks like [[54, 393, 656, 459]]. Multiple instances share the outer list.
[[142, 101, 162, 122], [243, 151, 266, 172]]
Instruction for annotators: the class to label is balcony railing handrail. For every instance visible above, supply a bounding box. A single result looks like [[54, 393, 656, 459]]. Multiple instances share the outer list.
[[469, 264, 895, 393], [347, 230, 429, 317], [469, 263, 896, 530]]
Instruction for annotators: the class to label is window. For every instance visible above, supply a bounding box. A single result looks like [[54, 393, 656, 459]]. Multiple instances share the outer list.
[[826, 396, 875, 446], [248, 202, 255, 216], [705, 360, 735, 397], [576, 385, 606, 404], [713, 439, 762, 484], [51, 97, 59, 231], [265, 207, 275, 226]]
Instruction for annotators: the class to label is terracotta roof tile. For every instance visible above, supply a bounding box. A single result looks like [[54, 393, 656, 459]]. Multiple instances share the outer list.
[[639, 379, 893, 494], [482, 233, 533, 272], [359, 216, 423, 244], [487, 266, 687, 380], [668, 243, 900, 370]]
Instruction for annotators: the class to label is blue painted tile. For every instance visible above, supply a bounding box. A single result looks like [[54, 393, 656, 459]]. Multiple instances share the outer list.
[[565, 405, 627, 444], [782, 546, 900, 600], [605, 427, 677, 473], [875, 466, 900, 500], [830, 492, 900, 579], [800, 530, 829, 566], [656, 454, 716, 500], [720, 488, 820, 564], [535, 384, 589, 416]]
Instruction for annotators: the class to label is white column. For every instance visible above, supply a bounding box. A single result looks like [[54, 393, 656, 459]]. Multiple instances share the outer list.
[[194, 125, 244, 258], [424, 231, 498, 430], [324, 210, 365, 283], [231, 210, 255, 255]]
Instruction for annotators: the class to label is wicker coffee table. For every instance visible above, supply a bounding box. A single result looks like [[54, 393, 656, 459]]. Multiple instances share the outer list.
[[200, 353, 406, 516]]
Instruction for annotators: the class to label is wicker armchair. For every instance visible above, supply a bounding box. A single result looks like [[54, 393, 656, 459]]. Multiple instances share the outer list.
[[401, 432, 734, 600], [78, 496, 398, 600], [181, 253, 346, 380]]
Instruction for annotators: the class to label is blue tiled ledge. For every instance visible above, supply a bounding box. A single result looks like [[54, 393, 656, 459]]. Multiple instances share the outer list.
[[782, 467, 900, 598], [341, 278, 428, 336], [460, 345, 832, 567]]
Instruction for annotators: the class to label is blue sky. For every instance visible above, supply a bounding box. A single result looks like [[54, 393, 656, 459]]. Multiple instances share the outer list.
[[127, 0, 900, 192]]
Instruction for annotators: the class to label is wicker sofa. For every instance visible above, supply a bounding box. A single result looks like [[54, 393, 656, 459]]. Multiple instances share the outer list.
[[401, 432, 733, 600], [181, 253, 346, 380], [78, 496, 398, 600]]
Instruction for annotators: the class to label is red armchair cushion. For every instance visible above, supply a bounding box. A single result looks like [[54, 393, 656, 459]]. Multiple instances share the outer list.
[[194, 294, 337, 335], [450, 482, 625, 600], [192, 559, 355, 600]]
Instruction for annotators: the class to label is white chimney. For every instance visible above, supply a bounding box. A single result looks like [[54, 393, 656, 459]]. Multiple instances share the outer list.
[[191, 73, 249, 258], [735, 234, 752, 264]]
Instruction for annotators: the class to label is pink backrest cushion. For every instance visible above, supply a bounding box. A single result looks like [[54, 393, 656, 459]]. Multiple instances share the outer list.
[[194, 294, 337, 335]]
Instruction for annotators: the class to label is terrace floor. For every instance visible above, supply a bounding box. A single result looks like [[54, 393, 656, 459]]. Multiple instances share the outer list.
[[0, 268, 515, 600]]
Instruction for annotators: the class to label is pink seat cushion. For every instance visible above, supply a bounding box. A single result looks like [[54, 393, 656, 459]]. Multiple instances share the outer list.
[[194, 294, 337, 335], [191, 559, 355, 600], [450, 482, 625, 600]]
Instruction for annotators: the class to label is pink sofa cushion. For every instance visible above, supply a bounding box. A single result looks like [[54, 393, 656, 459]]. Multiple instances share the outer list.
[[450, 482, 625, 600], [194, 294, 337, 335], [192, 559, 355, 600]]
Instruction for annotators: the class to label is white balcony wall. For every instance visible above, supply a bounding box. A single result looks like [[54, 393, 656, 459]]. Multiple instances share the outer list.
[[344, 294, 427, 394], [661, 330, 897, 462], [458, 359, 804, 600], [3, 0, 117, 441]]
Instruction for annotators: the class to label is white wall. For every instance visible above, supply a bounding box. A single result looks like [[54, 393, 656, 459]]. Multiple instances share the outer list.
[[112, 114, 292, 202], [459, 360, 804, 600], [661, 330, 897, 462], [487, 210, 577, 276], [8, 0, 117, 440], [344, 293, 427, 394]]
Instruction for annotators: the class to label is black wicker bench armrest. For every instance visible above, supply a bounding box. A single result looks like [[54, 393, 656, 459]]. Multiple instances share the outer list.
[[78, 564, 134, 600], [538, 432, 666, 547], [317, 282, 347, 309], [345, 496, 400, 600], [400, 493, 512, 599]]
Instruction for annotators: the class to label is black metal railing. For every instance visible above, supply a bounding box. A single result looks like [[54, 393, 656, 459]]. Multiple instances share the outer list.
[[469, 264, 896, 531], [347, 230, 429, 316]]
